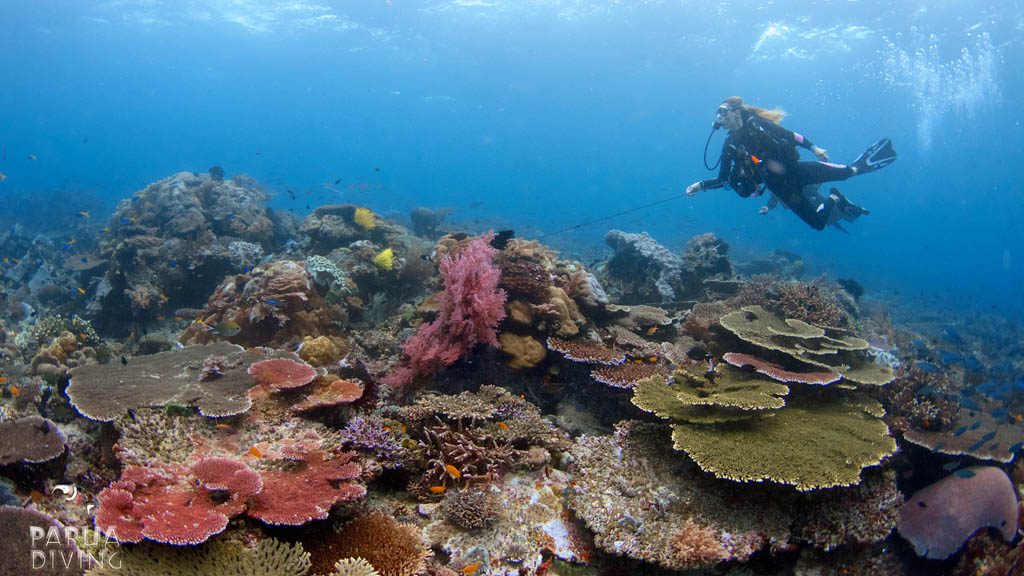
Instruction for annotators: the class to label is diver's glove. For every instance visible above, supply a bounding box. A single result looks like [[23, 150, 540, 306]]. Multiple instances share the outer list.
[[686, 181, 702, 196], [811, 146, 829, 161]]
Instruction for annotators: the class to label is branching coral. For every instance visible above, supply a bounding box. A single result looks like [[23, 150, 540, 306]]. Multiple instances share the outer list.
[[83, 537, 310, 576], [310, 512, 430, 576]]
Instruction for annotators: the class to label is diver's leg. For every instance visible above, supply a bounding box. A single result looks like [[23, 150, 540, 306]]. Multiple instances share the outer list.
[[771, 181, 830, 231], [793, 161, 855, 186]]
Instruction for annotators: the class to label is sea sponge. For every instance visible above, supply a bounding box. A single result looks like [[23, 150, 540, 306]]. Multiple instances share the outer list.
[[353, 207, 376, 230]]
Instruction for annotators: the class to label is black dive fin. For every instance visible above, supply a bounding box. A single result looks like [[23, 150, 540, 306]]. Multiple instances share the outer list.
[[852, 138, 897, 174]]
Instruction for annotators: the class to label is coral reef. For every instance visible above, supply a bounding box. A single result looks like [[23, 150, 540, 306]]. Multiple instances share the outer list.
[[897, 466, 1019, 560], [566, 421, 795, 571], [180, 260, 350, 349], [88, 172, 291, 333], [0, 415, 67, 465]]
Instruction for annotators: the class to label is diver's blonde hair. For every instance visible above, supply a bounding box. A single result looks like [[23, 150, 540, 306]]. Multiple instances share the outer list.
[[722, 96, 786, 124]]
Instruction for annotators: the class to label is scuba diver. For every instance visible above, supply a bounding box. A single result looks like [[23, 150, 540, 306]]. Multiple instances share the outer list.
[[686, 96, 897, 231]]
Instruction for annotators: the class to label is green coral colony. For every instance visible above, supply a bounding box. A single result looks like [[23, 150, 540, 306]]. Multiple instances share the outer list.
[[0, 171, 1020, 576]]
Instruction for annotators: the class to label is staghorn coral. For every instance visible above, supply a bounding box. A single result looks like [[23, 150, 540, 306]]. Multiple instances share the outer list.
[[897, 466, 1019, 560], [66, 342, 262, 421], [83, 537, 310, 576], [341, 414, 410, 469]]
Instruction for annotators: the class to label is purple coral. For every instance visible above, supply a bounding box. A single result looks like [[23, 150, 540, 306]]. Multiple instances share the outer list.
[[341, 414, 406, 468], [897, 466, 1019, 560]]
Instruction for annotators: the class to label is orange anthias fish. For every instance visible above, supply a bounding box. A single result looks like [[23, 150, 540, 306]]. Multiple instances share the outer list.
[[9, 385, 19, 397], [444, 464, 462, 479], [461, 560, 482, 575], [249, 446, 264, 458], [496, 421, 509, 431], [428, 485, 447, 494]]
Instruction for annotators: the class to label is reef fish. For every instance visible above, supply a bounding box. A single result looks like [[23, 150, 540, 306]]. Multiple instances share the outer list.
[[953, 469, 976, 478], [211, 320, 241, 337]]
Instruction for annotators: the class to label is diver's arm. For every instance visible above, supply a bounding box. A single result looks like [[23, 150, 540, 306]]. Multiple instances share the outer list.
[[759, 119, 827, 159], [687, 143, 733, 195]]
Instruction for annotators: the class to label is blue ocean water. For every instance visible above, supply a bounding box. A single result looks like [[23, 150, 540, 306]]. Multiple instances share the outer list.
[[1, 0, 1021, 320]]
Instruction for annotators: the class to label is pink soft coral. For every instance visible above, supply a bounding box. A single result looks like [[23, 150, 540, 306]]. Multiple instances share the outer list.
[[385, 233, 507, 387]]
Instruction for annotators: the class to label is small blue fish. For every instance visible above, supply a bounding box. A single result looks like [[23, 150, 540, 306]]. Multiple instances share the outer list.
[[917, 385, 936, 396], [962, 356, 983, 372], [916, 361, 941, 374], [954, 469, 976, 478], [911, 338, 929, 351], [243, 267, 250, 274], [941, 326, 964, 346], [941, 460, 962, 472], [1009, 441, 1023, 454], [932, 442, 946, 451], [120, 217, 131, 224], [968, 420, 982, 431], [169, 261, 178, 268], [265, 299, 281, 306], [979, 431, 996, 443], [953, 426, 968, 437]]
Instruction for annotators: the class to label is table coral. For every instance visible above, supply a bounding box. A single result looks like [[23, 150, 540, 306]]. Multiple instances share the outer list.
[[67, 342, 261, 421], [0, 415, 67, 465], [248, 358, 318, 391]]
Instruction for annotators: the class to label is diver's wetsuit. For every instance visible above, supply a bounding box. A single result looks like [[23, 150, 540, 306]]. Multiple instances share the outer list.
[[699, 111, 855, 230]]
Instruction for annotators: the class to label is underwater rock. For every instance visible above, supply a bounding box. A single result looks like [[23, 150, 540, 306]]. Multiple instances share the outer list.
[[603, 230, 682, 303], [679, 232, 734, 299]]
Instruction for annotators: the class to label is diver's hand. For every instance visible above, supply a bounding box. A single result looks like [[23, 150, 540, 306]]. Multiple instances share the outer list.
[[812, 146, 829, 161], [758, 206, 770, 215], [686, 181, 703, 196]]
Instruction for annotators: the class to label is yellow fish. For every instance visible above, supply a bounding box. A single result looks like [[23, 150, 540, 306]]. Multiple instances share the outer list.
[[77, 287, 86, 295], [78, 211, 90, 219]]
